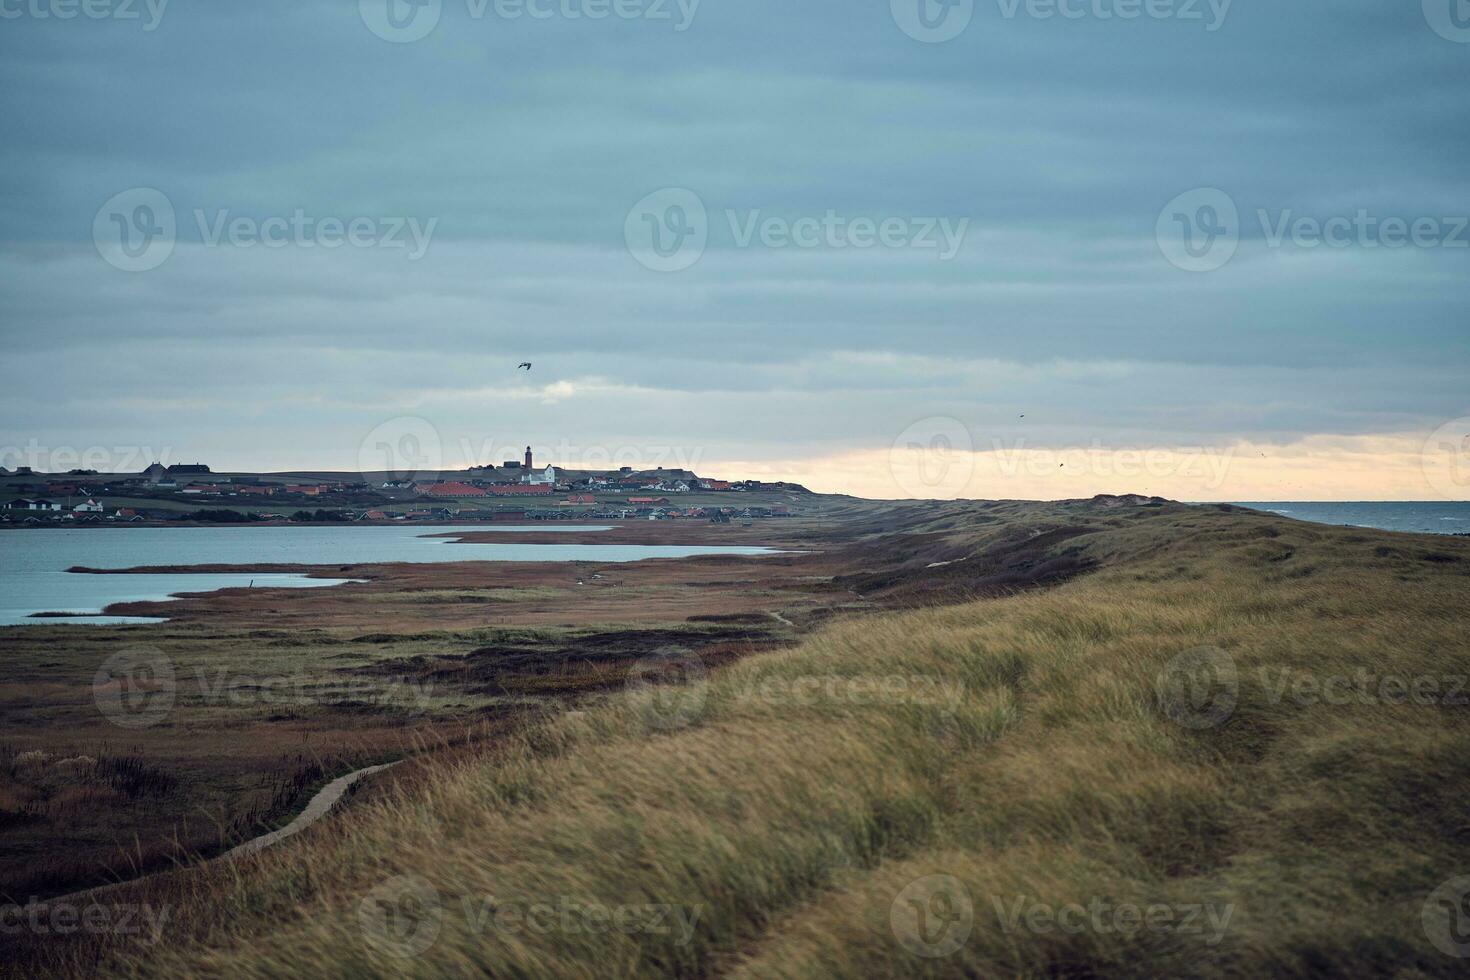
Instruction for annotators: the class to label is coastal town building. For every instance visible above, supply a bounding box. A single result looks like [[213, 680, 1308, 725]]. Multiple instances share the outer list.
[[419, 482, 488, 497], [487, 484, 555, 496], [523, 464, 558, 486], [4, 498, 63, 511]]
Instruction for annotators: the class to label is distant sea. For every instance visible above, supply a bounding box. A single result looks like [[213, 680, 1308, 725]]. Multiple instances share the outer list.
[[1228, 502, 1470, 535]]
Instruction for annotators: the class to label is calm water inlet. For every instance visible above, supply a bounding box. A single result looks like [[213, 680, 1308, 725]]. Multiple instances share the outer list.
[[0, 525, 778, 626]]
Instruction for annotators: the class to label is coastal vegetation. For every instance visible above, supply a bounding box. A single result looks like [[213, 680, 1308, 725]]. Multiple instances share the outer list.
[[4, 500, 1469, 976]]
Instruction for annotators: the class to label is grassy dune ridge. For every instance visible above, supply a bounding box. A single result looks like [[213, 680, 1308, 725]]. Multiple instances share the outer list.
[[34, 504, 1470, 976]]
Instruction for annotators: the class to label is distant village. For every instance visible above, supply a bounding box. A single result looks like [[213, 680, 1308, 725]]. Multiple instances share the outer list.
[[0, 447, 807, 525]]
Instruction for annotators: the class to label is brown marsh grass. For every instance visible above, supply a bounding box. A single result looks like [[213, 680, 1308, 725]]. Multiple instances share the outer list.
[[11, 505, 1470, 977]]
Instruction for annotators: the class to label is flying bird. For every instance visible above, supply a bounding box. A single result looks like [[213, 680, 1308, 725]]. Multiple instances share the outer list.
[[517, 362, 532, 370]]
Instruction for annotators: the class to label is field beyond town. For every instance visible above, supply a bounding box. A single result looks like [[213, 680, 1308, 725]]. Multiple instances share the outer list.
[[4, 495, 1470, 977]]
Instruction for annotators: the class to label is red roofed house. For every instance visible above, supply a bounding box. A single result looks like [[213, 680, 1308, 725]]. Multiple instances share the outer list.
[[486, 484, 555, 496], [419, 482, 487, 497]]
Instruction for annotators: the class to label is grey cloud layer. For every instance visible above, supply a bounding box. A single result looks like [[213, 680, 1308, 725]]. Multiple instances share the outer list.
[[0, 0, 1466, 472]]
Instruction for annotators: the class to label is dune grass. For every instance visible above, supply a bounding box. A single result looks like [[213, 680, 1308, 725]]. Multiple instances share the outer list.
[[29, 507, 1470, 977]]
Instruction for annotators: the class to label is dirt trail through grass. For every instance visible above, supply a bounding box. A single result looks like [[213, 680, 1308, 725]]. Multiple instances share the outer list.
[[37, 762, 402, 909], [222, 762, 402, 860]]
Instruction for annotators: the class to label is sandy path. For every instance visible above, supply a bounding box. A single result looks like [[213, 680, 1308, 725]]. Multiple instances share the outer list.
[[222, 761, 401, 860], [38, 760, 401, 906]]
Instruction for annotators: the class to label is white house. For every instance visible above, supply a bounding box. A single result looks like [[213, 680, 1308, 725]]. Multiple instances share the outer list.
[[523, 464, 559, 486], [74, 498, 104, 514]]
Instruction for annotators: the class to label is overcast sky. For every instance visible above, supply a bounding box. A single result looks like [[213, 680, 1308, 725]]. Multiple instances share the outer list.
[[1, 0, 1467, 499]]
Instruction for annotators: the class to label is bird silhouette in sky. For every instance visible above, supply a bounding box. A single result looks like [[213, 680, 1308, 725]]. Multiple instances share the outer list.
[[517, 362, 532, 371]]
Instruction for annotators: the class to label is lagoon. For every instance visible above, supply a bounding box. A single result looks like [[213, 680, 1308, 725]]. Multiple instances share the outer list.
[[0, 525, 777, 626]]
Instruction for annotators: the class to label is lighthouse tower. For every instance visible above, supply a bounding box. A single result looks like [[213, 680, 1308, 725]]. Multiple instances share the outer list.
[[524, 446, 533, 470]]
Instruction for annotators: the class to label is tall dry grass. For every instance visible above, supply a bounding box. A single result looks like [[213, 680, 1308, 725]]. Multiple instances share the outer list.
[[26, 507, 1470, 977]]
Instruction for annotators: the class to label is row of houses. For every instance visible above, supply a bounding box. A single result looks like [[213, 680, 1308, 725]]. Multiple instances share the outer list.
[[3, 501, 151, 522], [184, 483, 336, 497], [3, 497, 105, 513], [409, 475, 744, 501]]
